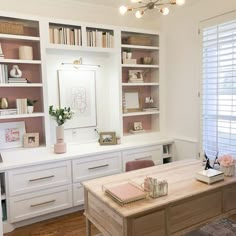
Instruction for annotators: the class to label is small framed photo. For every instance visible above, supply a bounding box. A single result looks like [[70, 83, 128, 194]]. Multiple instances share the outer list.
[[128, 70, 144, 82], [99, 132, 116, 145], [134, 122, 143, 131], [23, 133, 39, 148], [0, 121, 25, 149]]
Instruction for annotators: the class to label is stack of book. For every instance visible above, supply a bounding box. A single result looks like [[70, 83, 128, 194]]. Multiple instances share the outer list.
[[195, 169, 224, 184], [49, 26, 82, 46], [8, 78, 27, 83], [0, 109, 17, 116], [105, 182, 146, 205], [86, 30, 114, 48], [16, 99, 27, 114], [0, 64, 8, 84]]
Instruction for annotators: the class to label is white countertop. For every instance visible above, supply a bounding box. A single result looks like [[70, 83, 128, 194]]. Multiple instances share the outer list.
[[0, 136, 174, 171]]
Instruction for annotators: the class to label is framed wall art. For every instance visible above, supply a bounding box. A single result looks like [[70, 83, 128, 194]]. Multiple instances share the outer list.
[[0, 121, 26, 149], [58, 69, 97, 129]]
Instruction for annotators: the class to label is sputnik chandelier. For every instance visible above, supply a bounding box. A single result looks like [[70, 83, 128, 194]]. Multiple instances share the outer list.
[[119, 0, 185, 18]]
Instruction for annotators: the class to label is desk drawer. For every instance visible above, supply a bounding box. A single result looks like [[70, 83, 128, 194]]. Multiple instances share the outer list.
[[170, 191, 221, 233], [73, 183, 84, 206], [8, 161, 72, 196], [73, 152, 122, 183], [9, 185, 72, 223]]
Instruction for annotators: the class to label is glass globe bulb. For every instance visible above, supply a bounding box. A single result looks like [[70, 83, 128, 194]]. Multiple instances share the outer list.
[[160, 7, 169, 16], [176, 0, 185, 6], [135, 10, 144, 18], [119, 5, 128, 15]]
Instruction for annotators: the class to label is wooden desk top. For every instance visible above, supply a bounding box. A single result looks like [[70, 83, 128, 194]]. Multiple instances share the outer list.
[[82, 159, 236, 218]]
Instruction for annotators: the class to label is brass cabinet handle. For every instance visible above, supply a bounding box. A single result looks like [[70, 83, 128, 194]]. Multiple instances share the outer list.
[[30, 199, 56, 208], [135, 156, 152, 160], [88, 164, 109, 170], [29, 175, 55, 182]]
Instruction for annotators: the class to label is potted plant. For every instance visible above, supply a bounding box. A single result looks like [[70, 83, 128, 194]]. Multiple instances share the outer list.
[[124, 48, 132, 59], [49, 105, 74, 154], [27, 99, 37, 114]]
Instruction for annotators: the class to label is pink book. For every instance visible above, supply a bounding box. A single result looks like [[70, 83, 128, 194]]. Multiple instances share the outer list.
[[105, 183, 145, 204]]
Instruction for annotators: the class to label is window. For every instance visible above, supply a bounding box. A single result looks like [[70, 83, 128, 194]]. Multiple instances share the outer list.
[[202, 19, 236, 158]]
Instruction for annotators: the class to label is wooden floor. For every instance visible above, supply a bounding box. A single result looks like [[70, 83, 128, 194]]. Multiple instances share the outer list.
[[4, 211, 100, 236], [4, 211, 236, 236]]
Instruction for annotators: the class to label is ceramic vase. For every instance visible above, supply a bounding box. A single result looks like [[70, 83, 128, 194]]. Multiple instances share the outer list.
[[19, 46, 33, 60], [27, 106, 34, 114], [127, 52, 132, 59], [220, 164, 235, 176], [10, 65, 22, 78], [0, 98, 8, 109], [54, 125, 66, 154]]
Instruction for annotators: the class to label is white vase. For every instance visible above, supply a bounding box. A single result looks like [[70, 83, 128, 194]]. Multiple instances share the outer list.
[[10, 65, 22, 78], [19, 46, 33, 60], [127, 52, 132, 59], [220, 164, 235, 176], [27, 106, 34, 114], [54, 125, 66, 154]]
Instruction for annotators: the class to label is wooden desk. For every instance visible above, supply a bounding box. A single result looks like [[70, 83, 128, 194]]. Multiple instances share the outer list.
[[83, 160, 236, 236]]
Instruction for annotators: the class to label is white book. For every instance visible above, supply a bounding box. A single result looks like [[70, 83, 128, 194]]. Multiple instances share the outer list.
[[66, 28, 70, 45], [53, 28, 60, 44], [195, 169, 224, 184], [78, 29, 81, 46], [96, 31, 103, 48], [74, 29, 78, 46], [49, 27, 54, 44]]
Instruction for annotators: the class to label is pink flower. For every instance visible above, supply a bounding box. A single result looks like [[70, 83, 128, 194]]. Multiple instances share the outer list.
[[218, 155, 236, 167]]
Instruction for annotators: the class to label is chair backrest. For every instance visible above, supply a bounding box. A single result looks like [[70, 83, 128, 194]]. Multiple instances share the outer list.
[[125, 160, 155, 172]]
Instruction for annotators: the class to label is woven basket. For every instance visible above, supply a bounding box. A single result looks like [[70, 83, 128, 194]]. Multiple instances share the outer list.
[[0, 22, 24, 35], [127, 36, 152, 46]]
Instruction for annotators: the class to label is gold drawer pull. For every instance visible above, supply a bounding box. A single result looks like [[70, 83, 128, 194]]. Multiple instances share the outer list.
[[135, 156, 152, 160], [30, 199, 56, 208], [88, 164, 109, 170], [29, 175, 55, 182]]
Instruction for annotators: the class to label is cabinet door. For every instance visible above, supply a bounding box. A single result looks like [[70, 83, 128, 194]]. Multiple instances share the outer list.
[[122, 145, 163, 171], [73, 183, 84, 206]]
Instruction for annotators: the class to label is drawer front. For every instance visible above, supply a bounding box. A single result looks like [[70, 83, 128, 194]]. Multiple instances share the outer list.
[[73, 152, 122, 183], [9, 185, 73, 223], [170, 191, 222, 233], [73, 183, 84, 206], [122, 145, 163, 171], [131, 210, 166, 236], [8, 161, 72, 196], [223, 183, 236, 212]]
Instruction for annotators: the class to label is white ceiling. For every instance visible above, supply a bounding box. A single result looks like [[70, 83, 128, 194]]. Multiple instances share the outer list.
[[72, 0, 131, 8]]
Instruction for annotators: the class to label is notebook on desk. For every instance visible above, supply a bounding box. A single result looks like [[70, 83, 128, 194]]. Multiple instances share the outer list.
[[105, 182, 146, 205]]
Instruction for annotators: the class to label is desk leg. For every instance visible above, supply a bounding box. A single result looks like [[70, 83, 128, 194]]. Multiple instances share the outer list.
[[86, 217, 92, 236]]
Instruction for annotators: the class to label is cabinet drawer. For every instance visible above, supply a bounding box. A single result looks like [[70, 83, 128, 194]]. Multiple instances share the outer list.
[[73, 183, 84, 206], [122, 145, 163, 171], [8, 161, 72, 196], [9, 185, 72, 223], [73, 152, 122, 183]]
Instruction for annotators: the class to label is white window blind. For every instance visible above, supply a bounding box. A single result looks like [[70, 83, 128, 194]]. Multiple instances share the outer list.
[[202, 19, 236, 158]]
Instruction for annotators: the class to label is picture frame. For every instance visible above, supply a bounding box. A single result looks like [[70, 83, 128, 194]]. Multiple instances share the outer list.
[[124, 92, 141, 112], [128, 70, 144, 82], [58, 69, 97, 129], [0, 121, 26, 149], [23, 133, 39, 148], [134, 122, 143, 131], [99, 132, 116, 145]]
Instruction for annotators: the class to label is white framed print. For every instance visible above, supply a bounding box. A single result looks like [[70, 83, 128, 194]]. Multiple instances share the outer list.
[[0, 121, 26, 149], [58, 69, 97, 129]]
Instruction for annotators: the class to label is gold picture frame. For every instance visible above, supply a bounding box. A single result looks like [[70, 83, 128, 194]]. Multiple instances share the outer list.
[[99, 132, 116, 145], [23, 133, 39, 148]]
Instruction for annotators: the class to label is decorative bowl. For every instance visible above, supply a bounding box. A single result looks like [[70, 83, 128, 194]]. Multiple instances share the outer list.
[[141, 57, 153, 65]]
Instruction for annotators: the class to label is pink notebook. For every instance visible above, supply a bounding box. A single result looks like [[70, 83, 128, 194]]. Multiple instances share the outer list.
[[105, 183, 146, 204]]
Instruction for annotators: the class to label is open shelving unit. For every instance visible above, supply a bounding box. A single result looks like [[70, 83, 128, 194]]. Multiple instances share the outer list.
[[121, 30, 160, 136]]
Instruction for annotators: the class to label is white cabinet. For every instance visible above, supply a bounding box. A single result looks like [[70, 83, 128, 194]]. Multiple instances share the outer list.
[[8, 161, 72, 196], [122, 145, 163, 171], [73, 183, 84, 206], [9, 185, 72, 223]]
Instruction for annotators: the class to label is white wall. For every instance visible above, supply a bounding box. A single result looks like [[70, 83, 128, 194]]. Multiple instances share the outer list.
[[0, 0, 160, 30], [162, 0, 236, 157]]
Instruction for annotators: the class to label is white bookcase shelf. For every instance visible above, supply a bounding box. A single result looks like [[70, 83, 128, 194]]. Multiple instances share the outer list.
[[0, 59, 41, 64], [121, 44, 159, 51], [122, 64, 159, 68], [0, 113, 45, 120], [122, 83, 159, 86], [0, 34, 40, 42], [122, 111, 160, 117], [0, 83, 43, 87]]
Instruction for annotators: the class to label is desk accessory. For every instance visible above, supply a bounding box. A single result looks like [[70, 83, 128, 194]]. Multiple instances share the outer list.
[[195, 169, 224, 184], [218, 155, 236, 176], [104, 182, 146, 205]]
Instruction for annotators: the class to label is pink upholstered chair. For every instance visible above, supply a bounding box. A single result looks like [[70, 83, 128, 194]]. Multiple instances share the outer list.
[[125, 160, 155, 172]]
